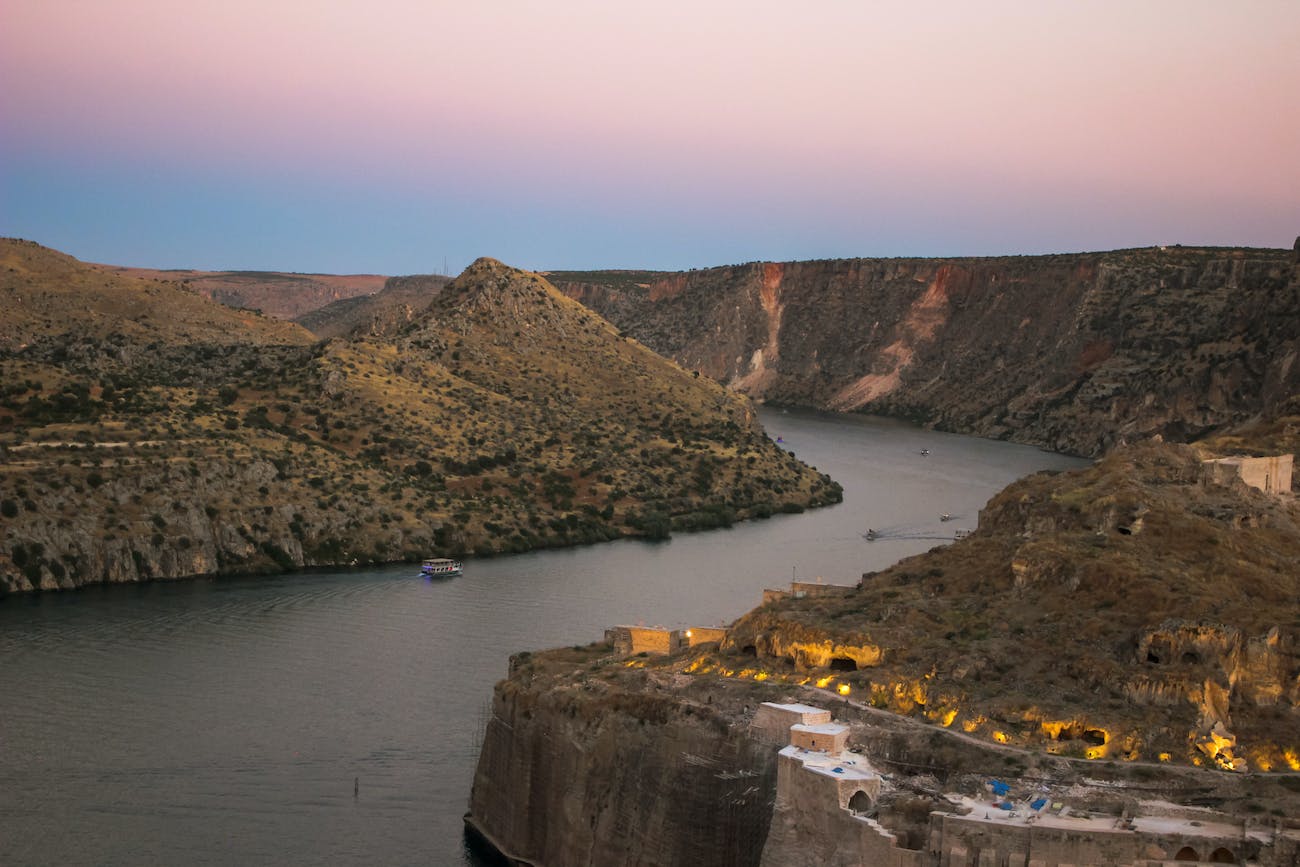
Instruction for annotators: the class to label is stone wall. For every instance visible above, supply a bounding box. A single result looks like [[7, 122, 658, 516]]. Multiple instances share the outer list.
[[685, 627, 728, 646], [604, 625, 683, 656], [1202, 454, 1294, 494]]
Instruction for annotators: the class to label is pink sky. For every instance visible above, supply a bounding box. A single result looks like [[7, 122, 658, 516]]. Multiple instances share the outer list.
[[3, 1, 1298, 272]]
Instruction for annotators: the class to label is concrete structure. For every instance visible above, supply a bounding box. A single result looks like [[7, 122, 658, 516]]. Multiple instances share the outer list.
[[682, 626, 727, 646], [928, 798, 1288, 866], [763, 579, 856, 605], [605, 624, 728, 655], [756, 703, 1300, 867], [1202, 454, 1293, 494], [604, 625, 683, 656], [750, 701, 832, 745], [790, 721, 849, 753]]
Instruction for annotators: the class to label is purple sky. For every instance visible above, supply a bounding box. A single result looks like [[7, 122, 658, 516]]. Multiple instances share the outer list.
[[3, 1, 1298, 274]]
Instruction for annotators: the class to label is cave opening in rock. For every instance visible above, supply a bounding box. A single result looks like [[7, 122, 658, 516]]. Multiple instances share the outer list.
[[1147, 650, 1162, 664], [1181, 651, 1200, 665], [741, 645, 757, 657], [1083, 729, 1107, 746], [848, 790, 873, 814], [828, 657, 857, 672], [1209, 848, 1237, 864], [1117, 525, 1132, 535]]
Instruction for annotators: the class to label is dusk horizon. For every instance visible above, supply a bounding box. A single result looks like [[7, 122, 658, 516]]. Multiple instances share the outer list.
[[4, 1, 1298, 275]]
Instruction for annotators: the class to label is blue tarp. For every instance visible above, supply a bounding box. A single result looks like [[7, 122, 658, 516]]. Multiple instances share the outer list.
[[989, 780, 1010, 796], [1030, 797, 1048, 811], [997, 801, 1013, 810]]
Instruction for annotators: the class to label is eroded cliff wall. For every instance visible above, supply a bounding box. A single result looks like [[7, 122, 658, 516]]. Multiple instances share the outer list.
[[553, 246, 1300, 456], [467, 654, 778, 867]]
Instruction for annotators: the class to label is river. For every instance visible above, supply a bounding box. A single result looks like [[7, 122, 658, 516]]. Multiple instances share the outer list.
[[0, 409, 1085, 866]]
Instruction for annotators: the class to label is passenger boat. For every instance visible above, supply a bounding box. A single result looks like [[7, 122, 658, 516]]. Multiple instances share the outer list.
[[421, 558, 463, 577]]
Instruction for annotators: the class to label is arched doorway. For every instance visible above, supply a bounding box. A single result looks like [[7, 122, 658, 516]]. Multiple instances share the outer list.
[[1174, 846, 1200, 861], [1209, 848, 1237, 864], [848, 790, 873, 813]]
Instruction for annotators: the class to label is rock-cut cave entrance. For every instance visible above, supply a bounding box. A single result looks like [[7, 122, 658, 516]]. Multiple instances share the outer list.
[[828, 657, 857, 672], [848, 790, 873, 814]]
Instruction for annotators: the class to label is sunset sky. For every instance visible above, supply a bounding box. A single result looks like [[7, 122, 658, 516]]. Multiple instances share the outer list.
[[3, 1, 1298, 274]]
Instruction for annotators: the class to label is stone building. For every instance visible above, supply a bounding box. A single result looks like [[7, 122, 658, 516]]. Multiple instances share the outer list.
[[604, 625, 683, 656], [1202, 454, 1293, 494]]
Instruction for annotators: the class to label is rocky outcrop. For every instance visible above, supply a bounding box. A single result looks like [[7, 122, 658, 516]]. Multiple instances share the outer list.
[[467, 654, 779, 866], [554, 246, 1300, 456], [2, 243, 839, 594], [716, 440, 1300, 769], [294, 273, 450, 339]]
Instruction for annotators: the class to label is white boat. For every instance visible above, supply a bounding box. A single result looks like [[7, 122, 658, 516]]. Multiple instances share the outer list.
[[421, 558, 463, 577]]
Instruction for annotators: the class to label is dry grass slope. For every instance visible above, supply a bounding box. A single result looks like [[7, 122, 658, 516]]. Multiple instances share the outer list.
[[0, 242, 840, 593]]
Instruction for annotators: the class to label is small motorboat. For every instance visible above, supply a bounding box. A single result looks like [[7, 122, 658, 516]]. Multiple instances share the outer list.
[[863, 528, 877, 541], [919, 448, 930, 456], [940, 513, 952, 522]]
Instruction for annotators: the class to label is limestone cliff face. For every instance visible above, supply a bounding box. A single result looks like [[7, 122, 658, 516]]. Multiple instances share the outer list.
[[720, 440, 1300, 771], [555, 246, 1300, 456], [467, 656, 778, 867]]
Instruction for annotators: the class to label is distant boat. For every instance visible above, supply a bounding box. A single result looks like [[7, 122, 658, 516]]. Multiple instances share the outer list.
[[940, 513, 952, 522], [863, 529, 877, 541], [776, 436, 785, 443], [919, 448, 930, 456], [421, 558, 463, 577]]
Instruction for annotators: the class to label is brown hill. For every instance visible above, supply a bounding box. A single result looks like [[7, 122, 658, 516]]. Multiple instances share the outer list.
[[0, 242, 838, 593], [718, 434, 1300, 772], [294, 273, 450, 339], [93, 261, 387, 319], [551, 244, 1300, 457]]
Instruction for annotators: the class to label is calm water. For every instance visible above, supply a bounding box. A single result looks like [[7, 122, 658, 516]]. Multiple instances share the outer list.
[[0, 409, 1085, 866]]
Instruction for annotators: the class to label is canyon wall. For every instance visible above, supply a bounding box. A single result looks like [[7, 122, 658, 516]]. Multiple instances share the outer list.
[[467, 658, 779, 866], [553, 245, 1300, 456]]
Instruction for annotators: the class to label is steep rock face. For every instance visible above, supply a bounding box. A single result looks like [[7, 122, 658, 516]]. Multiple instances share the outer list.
[[2, 243, 838, 593], [720, 440, 1300, 770], [468, 652, 778, 867], [554, 246, 1300, 456]]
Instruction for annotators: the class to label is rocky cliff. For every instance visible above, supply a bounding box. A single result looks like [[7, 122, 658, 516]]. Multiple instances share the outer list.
[[551, 244, 1300, 456], [467, 647, 780, 866], [720, 436, 1300, 773], [1, 242, 838, 593]]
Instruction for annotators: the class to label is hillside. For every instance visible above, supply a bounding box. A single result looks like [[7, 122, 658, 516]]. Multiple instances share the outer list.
[[463, 428, 1300, 865], [92, 262, 387, 319], [718, 432, 1299, 772], [550, 243, 1300, 457], [0, 241, 839, 593], [294, 273, 450, 339]]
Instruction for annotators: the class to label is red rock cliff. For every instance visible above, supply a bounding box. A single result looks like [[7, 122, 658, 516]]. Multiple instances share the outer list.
[[553, 246, 1300, 456]]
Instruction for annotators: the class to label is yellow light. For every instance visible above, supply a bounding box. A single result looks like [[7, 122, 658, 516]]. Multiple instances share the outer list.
[[837, 683, 851, 696], [754, 672, 769, 681], [992, 731, 1008, 744], [1086, 749, 1099, 759], [1158, 752, 1171, 762], [816, 675, 835, 689], [685, 630, 692, 638], [1285, 750, 1300, 771], [937, 709, 957, 728]]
